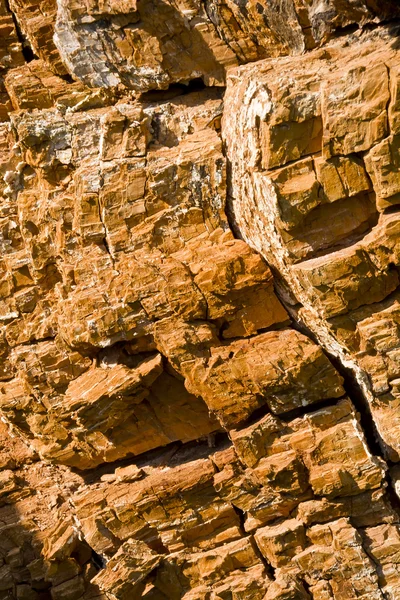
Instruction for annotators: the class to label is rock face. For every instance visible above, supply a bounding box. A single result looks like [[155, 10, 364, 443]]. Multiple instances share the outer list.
[[222, 26, 400, 464], [1, 0, 400, 599]]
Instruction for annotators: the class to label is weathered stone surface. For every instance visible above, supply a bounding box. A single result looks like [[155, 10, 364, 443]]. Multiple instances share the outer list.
[[92, 538, 161, 598], [8, 0, 67, 74], [294, 518, 384, 598], [231, 399, 385, 503], [0, 77, 297, 470], [1, 2, 400, 600], [182, 328, 344, 425], [224, 26, 400, 464], [56, 399, 392, 597], [0, 0, 24, 121], [50, 0, 400, 92]]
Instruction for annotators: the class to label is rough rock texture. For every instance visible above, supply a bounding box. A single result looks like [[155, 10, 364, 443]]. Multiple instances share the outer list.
[[2, 1, 400, 599], [223, 26, 400, 464]]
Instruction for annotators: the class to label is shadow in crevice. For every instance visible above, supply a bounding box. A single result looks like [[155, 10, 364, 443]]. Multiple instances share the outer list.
[[140, 78, 208, 103], [0, 470, 104, 599], [288, 313, 385, 460], [72, 0, 227, 91], [4, 0, 38, 63], [76, 429, 231, 487]]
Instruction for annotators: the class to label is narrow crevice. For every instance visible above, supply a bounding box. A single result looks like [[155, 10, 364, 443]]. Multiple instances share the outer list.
[[383, 204, 400, 216], [225, 193, 243, 239], [70, 440, 179, 483], [327, 354, 385, 458], [277, 396, 344, 423], [91, 548, 107, 570], [21, 44, 36, 63], [96, 185, 117, 268], [4, 0, 38, 63], [327, 18, 400, 45], [215, 315, 290, 343], [249, 535, 276, 580], [232, 398, 270, 430], [383, 469, 400, 518], [228, 394, 344, 435], [73, 431, 232, 485], [58, 73, 75, 84], [357, 529, 387, 596], [329, 22, 360, 39], [231, 504, 247, 535], [300, 578, 314, 599], [287, 312, 385, 459], [140, 78, 207, 103], [101, 236, 113, 261]]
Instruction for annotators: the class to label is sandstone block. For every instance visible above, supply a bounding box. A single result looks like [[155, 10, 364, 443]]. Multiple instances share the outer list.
[[255, 519, 306, 568], [92, 539, 161, 599]]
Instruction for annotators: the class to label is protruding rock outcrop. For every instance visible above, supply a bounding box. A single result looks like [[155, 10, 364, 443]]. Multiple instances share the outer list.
[[223, 26, 400, 463]]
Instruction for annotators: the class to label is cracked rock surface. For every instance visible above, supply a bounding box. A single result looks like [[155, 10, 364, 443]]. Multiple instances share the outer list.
[[1, 1, 400, 599]]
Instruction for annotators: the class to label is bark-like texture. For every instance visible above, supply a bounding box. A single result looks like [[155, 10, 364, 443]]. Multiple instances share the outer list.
[[1, 1, 400, 599]]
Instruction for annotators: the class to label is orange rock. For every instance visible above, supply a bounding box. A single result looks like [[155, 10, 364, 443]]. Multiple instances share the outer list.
[[1, 2, 400, 598], [223, 27, 400, 463]]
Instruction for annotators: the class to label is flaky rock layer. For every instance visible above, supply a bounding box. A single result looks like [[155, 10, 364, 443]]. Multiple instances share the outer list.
[[1, 1, 400, 599]]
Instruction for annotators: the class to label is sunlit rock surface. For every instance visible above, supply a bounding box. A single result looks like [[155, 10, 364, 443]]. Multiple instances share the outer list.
[[1, 1, 400, 598]]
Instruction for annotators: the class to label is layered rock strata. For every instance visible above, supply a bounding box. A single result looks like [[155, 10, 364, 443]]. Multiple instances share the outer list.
[[223, 25, 400, 463], [1, 1, 400, 599]]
